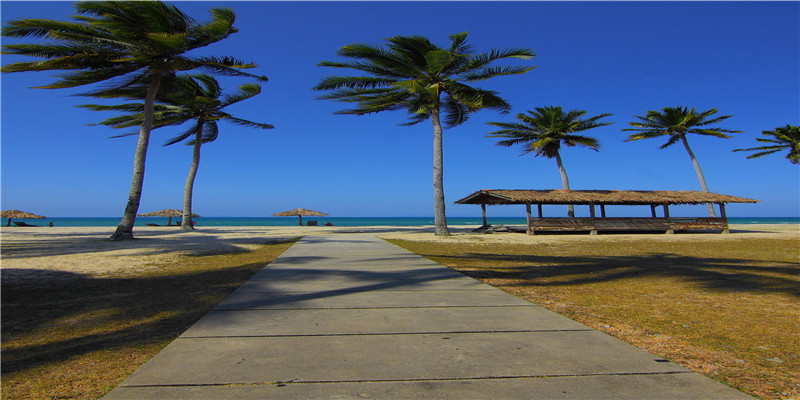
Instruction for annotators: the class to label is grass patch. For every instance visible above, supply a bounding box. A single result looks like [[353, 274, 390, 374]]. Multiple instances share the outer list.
[[1, 239, 296, 400], [387, 236, 800, 400]]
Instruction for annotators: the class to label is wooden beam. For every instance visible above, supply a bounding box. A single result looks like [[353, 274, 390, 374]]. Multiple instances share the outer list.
[[719, 203, 730, 234], [537, 204, 543, 218], [481, 204, 487, 226], [589, 203, 596, 219], [600, 205, 606, 218], [664, 205, 672, 234], [651, 205, 657, 218], [526, 203, 533, 235]]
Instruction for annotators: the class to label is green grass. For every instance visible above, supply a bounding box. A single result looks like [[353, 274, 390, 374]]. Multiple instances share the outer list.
[[387, 236, 800, 400], [1, 239, 296, 400]]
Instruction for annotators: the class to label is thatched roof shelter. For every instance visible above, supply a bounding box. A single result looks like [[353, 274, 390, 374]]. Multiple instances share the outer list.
[[455, 190, 759, 235], [456, 190, 759, 206], [272, 208, 328, 226], [138, 209, 200, 226], [2, 209, 45, 226]]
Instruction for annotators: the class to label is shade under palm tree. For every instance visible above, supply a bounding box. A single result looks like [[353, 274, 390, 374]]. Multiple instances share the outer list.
[[1, 209, 45, 226], [138, 209, 200, 226], [272, 208, 328, 226]]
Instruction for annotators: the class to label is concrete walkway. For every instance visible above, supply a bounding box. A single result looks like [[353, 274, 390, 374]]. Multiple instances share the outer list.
[[105, 233, 752, 399]]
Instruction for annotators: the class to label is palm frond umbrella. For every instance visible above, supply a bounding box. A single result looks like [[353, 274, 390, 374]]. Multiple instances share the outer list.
[[272, 208, 328, 226], [137, 209, 200, 226], [1, 210, 45, 226]]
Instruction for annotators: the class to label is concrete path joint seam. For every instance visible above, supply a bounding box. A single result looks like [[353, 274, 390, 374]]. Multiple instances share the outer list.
[[118, 370, 698, 389], [180, 329, 596, 338]]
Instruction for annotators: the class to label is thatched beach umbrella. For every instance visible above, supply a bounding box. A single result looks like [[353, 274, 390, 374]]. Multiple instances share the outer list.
[[1, 209, 45, 226], [137, 209, 200, 226], [272, 208, 328, 226]]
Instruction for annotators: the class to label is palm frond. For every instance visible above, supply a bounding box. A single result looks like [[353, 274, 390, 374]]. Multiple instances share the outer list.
[[441, 95, 470, 127], [316, 33, 534, 127], [461, 48, 536, 72], [461, 65, 537, 82], [164, 122, 201, 146], [225, 117, 274, 130], [313, 75, 394, 91]]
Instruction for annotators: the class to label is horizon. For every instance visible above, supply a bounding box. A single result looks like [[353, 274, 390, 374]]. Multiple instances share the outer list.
[[2, 1, 798, 219]]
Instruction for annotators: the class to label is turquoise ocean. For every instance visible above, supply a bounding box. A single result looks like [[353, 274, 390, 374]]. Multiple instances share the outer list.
[[8, 216, 800, 227]]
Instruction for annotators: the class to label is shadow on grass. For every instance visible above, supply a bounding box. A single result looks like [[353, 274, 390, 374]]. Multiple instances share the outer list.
[[0, 233, 299, 259], [0, 259, 269, 376], [404, 251, 800, 298], [0, 242, 466, 376]]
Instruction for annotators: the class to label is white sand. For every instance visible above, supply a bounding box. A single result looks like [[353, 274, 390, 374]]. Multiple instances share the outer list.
[[1, 224, 797, 280]]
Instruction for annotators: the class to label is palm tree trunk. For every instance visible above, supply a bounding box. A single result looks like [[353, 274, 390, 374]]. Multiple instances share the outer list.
[[181, 122, 204, 231], [431, 107, 450, 236], [110, 72, 162, 240], [554, 151, 575, 217], [680, 135, 717, 217]]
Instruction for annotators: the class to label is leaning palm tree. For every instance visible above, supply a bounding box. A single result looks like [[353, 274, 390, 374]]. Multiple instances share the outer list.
[[2, 1, 266, 240], [623, 106, 741, 217], [487, 106, 613, 217], [83, 73, 274, 230], [734, 124, 800, 165], [313, 32, 535, 236]]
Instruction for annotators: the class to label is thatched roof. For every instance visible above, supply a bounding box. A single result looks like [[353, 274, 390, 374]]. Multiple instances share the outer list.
[[1, 210, 45, 219], [138, 209, 200, 218], [455, 190, 759, 206], [272, 208, 328, 217]]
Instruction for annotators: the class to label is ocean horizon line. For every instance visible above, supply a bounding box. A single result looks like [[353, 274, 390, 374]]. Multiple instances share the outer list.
[[4, 216, 798, 227]]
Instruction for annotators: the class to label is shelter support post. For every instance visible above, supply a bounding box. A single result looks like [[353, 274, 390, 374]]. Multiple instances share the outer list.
[[664, 205, 674, 234], [600, 205, 606, 218], [481, 204, 487, 227], [651, 205, 657, 218], [526, 203, 533, 235], [719, 203, 730, 234], [589, 203, 598, 235], [537, 204, 543, 218]]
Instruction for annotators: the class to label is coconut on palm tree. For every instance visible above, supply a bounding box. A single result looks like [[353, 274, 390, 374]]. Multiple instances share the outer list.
[[312, 32, 535, 236], [623, 106, 741, 217], [734, 124, 800, 165], [83, 73, 274, 230], [487, 106, 613, 217], [2, 1, 266, 240]]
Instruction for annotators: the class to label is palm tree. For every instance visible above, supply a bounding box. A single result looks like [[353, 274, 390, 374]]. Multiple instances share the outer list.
[[734, 124, 800, 165], [312, 32, 535, 236], [487, 106, 612, 217], [623, 106, 740, 217], [2, 1, 266, 240], [83, 74, 274, 230]]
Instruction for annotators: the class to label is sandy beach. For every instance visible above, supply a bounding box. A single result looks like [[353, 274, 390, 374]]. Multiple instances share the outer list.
[[1, 224, 797, 281]]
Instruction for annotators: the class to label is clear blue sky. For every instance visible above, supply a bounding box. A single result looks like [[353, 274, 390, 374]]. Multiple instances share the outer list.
[[2, 1, 798, 218]]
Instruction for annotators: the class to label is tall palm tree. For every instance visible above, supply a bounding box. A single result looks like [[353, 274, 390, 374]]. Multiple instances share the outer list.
[[623, 106, 741, 217], [734, 124, 800, 165], [313, 32, 535, 236], [83, 74, 274, 230], [487, 106, 613, 217], [2, 1, 266, 240]]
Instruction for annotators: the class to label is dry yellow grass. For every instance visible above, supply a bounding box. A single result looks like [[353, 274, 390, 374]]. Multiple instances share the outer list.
[[1, 240, 295, 400], [388, 236, 800, 400]]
